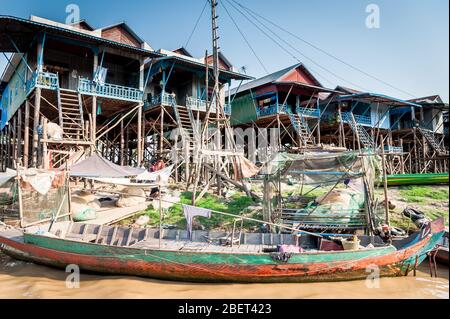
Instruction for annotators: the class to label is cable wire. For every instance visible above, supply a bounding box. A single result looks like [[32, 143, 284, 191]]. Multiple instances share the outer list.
[[184, 0, 209, 49], [224, 0, 369, 91], [220, 0, 269, 74], [231, 0, 416, 97]]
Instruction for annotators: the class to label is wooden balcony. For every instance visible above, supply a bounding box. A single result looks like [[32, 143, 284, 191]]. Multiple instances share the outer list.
[[26, 70, 59, 94], [78, 78, 143, 103]]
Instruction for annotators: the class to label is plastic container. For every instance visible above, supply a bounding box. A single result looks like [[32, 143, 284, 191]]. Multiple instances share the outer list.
[[341, 237, 360, 251]]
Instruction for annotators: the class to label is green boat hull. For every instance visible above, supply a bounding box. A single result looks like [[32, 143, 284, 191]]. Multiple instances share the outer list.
[[0, 219, 445, 283], [387, 173, 449, 186]]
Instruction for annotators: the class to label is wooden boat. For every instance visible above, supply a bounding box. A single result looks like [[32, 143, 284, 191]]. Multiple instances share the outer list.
[[387, 173, 449, 186], [0, 218, 445, 283], [434, 229, 449, 266]]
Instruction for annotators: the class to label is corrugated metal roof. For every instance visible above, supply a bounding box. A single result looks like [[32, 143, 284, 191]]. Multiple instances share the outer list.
[[274, 81, 341, 94], [98, 21, 145, 44], [154, 55, 253, 81], [0, 15, 163, 58], [337, 93, 422, 108], [229, 63, 301, 95]]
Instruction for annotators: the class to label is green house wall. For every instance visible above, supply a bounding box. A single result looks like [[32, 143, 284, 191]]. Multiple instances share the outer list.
[[230, 93, 257, 126]]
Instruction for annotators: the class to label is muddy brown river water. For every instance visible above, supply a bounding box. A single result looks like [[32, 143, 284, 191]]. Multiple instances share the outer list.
[[0, 252, 448, 299]]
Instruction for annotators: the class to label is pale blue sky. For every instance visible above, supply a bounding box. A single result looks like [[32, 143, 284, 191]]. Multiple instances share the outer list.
[[1, 0, 448, 101]]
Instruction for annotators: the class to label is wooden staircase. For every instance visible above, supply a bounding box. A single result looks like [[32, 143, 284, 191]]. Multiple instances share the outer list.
[[174, 106, 199, 150], [418, 126, 448, 156], [57, 88, 84, 140], [288, 112, 315, 147], [346, 112, 375, 149]]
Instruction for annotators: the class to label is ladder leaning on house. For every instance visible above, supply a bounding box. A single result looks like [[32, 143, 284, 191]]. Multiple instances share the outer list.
[[173, 104, 198, 151], [57, 88, 85, 140], [288, 111, 315, 147], [417, 126, 449, 156], [346, 112, 375, 149]]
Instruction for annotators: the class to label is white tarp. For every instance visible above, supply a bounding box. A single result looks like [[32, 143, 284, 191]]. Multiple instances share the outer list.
[[92, 165, 174, 187], [0, 168, 16, 187], [69, 153, 145, 178], [19, 168, 57, 195]]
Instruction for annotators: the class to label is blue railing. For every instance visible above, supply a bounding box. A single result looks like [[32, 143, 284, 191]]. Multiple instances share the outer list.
[[256, 104, 290, 118], [296, 106, 320, 117], [186, 96, 212, 111], [256, 104, 277, 117], [384, 145, 403, 153], [26, 71, 59, 94], [342, 112, 372, 126], [154, 92, 176, 106], [223, 103, 231, 115], [78, 78, 143, 102], [185, 96, 231, 115]]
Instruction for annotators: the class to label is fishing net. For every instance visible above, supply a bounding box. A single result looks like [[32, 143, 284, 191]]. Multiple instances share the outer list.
[[259, 150, 381, 186], [260, 151, 382, 231], [18, 169, 69, 227], [0, 173, 19, 222]]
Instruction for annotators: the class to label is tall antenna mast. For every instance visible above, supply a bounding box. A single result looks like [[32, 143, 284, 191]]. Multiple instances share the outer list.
[[191, 0, 251, 203], [211, 0, 222, 195], [211, 0, 221, 122]]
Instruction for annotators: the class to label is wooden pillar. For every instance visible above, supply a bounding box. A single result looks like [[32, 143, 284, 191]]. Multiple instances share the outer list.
[[32, 88, 42, 167], [12, 115, 17, 167], [160, 108, 164, 156], [137, 104, 143, 165], [400, 138, 405, 174], [125, 126, 130, 165], [17, 107, 22, 165], [42, 118, 48, 169], [337, 103, 345, 148], [7, 123, 11, 168], [0, 130, 3, 171], [24, 100, 30, 168], [381, 135, 390, 226], [91, 52, 98, 144], [317, 118, 321, 145], [120, 119, 125, 166], [137, 57, 145, 165]]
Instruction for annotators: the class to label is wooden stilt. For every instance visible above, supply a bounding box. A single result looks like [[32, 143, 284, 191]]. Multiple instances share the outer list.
[[18, 110, 23, 164], [381, 135, 390, 226], [137, 103, 143, 165], [32, 87, 42, 167], [120, 119, 124, 166]]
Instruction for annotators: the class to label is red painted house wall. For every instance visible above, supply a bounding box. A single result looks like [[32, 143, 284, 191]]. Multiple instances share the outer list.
[[279, 67, 317, 85], [102, 26, 141, 48]]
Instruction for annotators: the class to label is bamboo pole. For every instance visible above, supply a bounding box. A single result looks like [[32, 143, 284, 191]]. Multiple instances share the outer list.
[[24, 100, 30, 168], [120, 119, 124, 166], [158, 182, 162, 248], [381, 135, 390, 226], [16, 164, 24, 228], [17, 108, 22, 164], [12, 115, 17, 167], [42, 118, 48, 169], [32, 87, 41, 167], [137, 103, 143, 165]]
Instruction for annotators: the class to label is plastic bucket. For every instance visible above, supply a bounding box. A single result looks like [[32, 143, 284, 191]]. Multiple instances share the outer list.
[[341, 238, 360, 251]]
